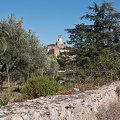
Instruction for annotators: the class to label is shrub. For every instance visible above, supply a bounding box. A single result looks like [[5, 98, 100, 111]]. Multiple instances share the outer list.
[[0, 93, 9, 106], [9, 92, 24, 103], [21, 75, 61, 98]]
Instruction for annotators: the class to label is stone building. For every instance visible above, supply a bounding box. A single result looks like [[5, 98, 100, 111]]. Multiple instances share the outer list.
[[47, 35, 66, 57]]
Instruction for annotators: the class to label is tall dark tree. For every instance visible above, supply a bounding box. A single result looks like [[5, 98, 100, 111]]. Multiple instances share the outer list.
[[66, 2, 120, 82]]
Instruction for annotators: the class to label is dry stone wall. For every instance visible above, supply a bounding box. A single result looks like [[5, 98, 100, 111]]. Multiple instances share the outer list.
[[0, 81, 120, 120]]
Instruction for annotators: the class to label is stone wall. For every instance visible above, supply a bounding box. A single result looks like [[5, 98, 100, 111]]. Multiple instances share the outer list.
[[0, 81, 120, 120]]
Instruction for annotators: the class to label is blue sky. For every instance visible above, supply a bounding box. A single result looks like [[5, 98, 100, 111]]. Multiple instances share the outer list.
[[0, 0, 120, 45]]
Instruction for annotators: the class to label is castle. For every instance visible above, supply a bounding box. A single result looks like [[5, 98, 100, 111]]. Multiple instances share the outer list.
[[47, 35, 66, 57]]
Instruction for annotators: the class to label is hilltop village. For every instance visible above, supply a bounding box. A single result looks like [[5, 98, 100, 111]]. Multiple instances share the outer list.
[[47, 35, 76, 63], [47, 35, 66, 57]]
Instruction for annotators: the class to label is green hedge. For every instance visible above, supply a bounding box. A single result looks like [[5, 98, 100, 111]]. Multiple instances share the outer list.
[[21, 75, 61, 98]]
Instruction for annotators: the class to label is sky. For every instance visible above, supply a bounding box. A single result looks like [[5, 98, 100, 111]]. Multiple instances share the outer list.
[[0, 0, 120, 46]]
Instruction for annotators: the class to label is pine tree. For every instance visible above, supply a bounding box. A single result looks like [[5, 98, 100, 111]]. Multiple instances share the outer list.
[[66, 2, 120, 82]]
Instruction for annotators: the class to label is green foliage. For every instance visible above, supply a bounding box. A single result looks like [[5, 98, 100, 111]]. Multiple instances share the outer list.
[[27, 30, 48, 77], [65, 1, 120, 85], [46, 56, 59, 78], [0, 14, 59, 85], [0, 23, 9, 53], [0, 93, 9, 106], [0, 37, 7, 52], [0, 14, 31, 82], [21, 76, 61, 98]]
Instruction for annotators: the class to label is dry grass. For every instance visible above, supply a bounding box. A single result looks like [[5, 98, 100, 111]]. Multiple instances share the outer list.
[[58, 84, 98, 95]]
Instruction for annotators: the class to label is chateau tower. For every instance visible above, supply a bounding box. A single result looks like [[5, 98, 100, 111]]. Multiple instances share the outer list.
[[47, 35, 66, 57], [58, 35, 62, 42], [56, 35, 65, 49]]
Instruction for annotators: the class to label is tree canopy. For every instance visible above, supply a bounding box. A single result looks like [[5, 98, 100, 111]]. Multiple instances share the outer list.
[[65, 2, 120, 84], [0, 15, 59, 85]]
